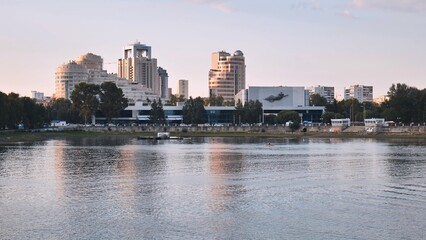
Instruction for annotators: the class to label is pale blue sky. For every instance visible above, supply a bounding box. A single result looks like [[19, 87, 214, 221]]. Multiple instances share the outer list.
[[1, 0, 425, 98]]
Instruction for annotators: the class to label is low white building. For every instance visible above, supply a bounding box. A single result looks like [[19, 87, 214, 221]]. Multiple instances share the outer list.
[[331, 118, 351, 127], [364, 118, 385, 132], [235, 86, 325, 123], [51, 120, 67, 127]]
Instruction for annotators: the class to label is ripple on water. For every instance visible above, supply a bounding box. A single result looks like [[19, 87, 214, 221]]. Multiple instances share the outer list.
[[0, 137, 425, 239]]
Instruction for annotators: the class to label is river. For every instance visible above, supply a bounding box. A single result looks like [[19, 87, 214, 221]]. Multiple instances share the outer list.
[[0, 137, 425, 239]]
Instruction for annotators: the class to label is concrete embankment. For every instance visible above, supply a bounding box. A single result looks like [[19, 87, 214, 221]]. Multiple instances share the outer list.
[[80, 125, 426, 136]]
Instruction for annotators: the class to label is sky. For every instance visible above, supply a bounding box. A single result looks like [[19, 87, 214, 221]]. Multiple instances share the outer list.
[[0, 0, 425, 99]]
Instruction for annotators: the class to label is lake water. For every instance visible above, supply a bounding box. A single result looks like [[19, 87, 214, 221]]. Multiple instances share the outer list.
[[0, 137, 425, 239]]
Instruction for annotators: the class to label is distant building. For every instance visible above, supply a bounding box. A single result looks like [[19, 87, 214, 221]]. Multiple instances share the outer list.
[[31, 91, 44, 101], [118, 42, 160, 95], [307, 85, 335, 104], [209, 50, 246, 102], [158, 67, 169, 99], [176, 79, 189, 99], [373, 95, 389, 104], [344, 85, 373, 103]]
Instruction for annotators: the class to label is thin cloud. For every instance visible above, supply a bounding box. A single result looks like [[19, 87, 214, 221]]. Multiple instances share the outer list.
[[350, 0, 426, 13], [338, 9, 358, 19], [291, 0, 322, 11], [186, 0, 235, 13]]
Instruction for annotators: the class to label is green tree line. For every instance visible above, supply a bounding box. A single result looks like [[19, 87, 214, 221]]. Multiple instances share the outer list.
[[0, 82, 128, 129], [310, 83, 425, 124]]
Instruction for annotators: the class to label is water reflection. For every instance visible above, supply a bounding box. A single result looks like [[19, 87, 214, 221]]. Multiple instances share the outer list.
[[1, 137, 426, 239], [207, 140, 246, 212]]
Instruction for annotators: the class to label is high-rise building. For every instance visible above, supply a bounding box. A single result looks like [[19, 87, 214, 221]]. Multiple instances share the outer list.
[[176, 79, 189, 99], [54, 51, 162, 102], [344, 85, 373, 103], [118, 42, 160, 95], [209, 50, 246, 102], [55, 61, 89, 99], [158, 67, 169, 99], [307, 85, 335, 104]]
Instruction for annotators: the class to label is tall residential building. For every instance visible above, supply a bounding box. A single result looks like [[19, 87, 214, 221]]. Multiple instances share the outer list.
[[209, 50, 246, 102], [176, 79, 189, 99], [55, 60, 89, 99], [344, 85, 373, 103], [307, 85, 335, 104], [158, 67, 169, 99], [118, 42, 160, 95], [54, 52, 162, 102]]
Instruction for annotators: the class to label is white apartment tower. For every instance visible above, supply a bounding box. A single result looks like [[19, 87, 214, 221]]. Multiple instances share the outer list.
[[55, 61, 89, 99], [308, 85, 335, 104], [344, 85, 373, 103], [118, 42, 160, 95], [209, 50, 246, 102], [176, 79, 189, 99]]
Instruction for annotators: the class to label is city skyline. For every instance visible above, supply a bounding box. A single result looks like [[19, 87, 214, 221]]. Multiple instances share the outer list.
[[1, 0, 425, 98]]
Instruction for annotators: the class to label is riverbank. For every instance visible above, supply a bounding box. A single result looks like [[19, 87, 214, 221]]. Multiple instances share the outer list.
[[1, 127, 425, 144]]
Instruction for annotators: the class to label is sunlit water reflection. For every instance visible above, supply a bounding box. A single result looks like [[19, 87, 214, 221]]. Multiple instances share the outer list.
[[1, 137, 425, 239]]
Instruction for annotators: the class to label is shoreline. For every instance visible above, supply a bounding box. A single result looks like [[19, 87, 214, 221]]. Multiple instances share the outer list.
[[1, 129, 425, 144]]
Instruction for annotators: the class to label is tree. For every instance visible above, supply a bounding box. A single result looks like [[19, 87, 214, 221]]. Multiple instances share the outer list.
[[234, 99, 244, 124], [0, 91, 8, 129], [243, 100, 263, 124], [47, 98, 81, 123], [276, 110, 301, 130], [149, 98, 165, 124], [21, 97, 45, 129], [99, 82, 128, 123], [71, 82, 100, 124], [166, 94, 185, 106], [0, 93, 46, 129], [223, 100, 235, 106], [384, 83, 423, 123], [7, 93, 23, 129], [182, 97, 207, 124], [264, 114, 277, 124], [321, 112, 336, 124], [310, 94, 328, 106], [205, 94, 224, 106]]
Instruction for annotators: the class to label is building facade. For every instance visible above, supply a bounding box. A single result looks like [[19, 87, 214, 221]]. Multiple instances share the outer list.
[[31, 91, 44, 101], [236, 86, 325, 123], [55, 51, 162, 102], [158, 67, 169, 99], [176, 79, 189, 99], [344, 85, 373, 103], [209, 50, 246, 102], [55, 61, 89, 99], [307, 85, 335, 104], [118, 42, 160, 95]]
